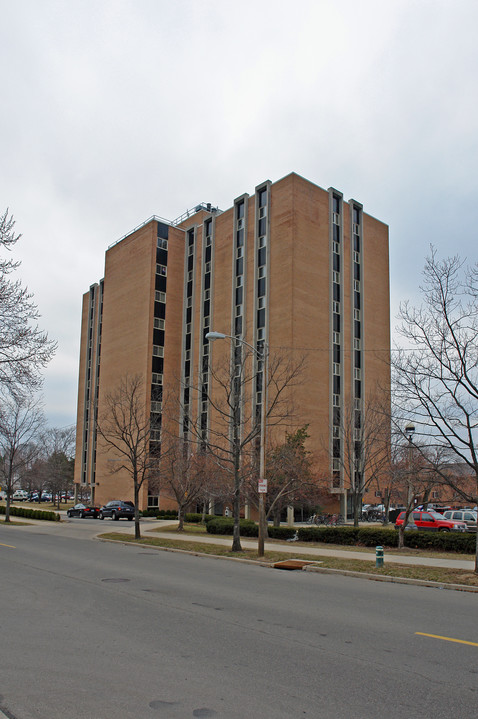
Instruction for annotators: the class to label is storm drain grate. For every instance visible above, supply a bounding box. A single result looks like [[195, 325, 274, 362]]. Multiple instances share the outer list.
[[273, 560, 317, 571]]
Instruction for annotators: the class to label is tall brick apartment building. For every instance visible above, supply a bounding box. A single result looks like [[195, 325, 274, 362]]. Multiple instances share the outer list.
[[74, 172, 390, 516]]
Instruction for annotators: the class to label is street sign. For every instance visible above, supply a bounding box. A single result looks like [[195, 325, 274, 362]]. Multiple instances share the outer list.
[[258, 478, 267, 493]]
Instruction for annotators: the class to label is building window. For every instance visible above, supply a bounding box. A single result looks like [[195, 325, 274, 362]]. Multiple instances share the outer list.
[[155, 291, 166, 303]]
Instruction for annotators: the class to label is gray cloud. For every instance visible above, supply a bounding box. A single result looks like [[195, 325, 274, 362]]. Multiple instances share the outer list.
[[1, 0, 477, 426]]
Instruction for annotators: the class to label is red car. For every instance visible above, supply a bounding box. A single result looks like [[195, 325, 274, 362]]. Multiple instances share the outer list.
[[395, 510, 467, 532]]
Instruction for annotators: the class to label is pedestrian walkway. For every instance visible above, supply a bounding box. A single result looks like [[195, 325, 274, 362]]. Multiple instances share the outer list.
[[135, 520, 477, 571]]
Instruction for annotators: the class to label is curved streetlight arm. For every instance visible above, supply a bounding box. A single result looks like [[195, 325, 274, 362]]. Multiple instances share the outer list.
[[205, 331, 267, 359]]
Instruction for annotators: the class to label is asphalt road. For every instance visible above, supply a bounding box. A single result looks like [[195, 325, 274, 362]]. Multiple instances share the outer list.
[[1, 520, 477, 719]]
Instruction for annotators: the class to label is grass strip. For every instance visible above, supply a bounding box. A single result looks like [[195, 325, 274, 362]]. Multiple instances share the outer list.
[[99, 532, 478, 588], [155, 523, 475, 562]]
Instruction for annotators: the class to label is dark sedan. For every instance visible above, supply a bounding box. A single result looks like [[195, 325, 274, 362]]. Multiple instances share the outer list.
[[67, 503, 99, 519], [98, 501, 135, 521]]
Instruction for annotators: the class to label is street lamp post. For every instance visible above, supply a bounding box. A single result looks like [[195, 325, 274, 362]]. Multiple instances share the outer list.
[[206, 331, 268, 557], [405, 422, 415, 509]]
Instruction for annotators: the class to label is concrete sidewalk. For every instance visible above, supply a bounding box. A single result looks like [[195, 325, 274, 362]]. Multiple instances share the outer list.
[[134, 520, 477, 571]]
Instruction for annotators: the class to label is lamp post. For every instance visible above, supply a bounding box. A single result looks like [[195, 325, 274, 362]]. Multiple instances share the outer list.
[[206, 331, 268, 557], [405, 422, 415, 509]]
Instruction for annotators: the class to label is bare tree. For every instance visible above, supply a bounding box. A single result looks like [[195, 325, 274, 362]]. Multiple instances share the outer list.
[[159, 437, 217, 530], [185, 346, 306, 552], [393, 249, 478, 570], [0, 391, 44, 521], [246, 425, 320, 528], [332, 395, 390, 527], [393, 439, 448, 549], [372, 426, 405, 523], [0, 210, 56, 391], [96, 375, 160, 539], [29, 426, 76, 506]]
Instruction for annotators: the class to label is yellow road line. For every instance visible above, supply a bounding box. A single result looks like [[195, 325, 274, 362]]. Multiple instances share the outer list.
[[0, 542, 16, 548], [416, 632, 478, 647]]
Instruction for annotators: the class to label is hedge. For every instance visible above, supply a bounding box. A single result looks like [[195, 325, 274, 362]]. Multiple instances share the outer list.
[[206, 517, 258, 536], [202, 517, 477, 554], [297, 525, 476, 553], [0, 505, 61, 522], [298, 526, 360, 545], [184, 513, 217, 524], [268, 526, 299, 540]]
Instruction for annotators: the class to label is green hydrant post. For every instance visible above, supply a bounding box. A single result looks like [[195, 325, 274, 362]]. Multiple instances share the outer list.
[[376, 545, 384, 568]]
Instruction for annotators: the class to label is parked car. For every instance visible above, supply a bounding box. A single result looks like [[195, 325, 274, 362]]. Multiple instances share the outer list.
[[98, 501, 135, 521], [67, 503, 99, 519], [12, 490, 29, 501], [395, 510, 467, 532], [414, 504, 452, 514], [443, 510, 477, 533]]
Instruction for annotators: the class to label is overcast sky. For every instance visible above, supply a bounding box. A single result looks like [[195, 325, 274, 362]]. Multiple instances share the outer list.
[[1, 0, 477, 428]]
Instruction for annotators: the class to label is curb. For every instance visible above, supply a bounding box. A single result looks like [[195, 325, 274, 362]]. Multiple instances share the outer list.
[[96, 536, 271, 568], [304, 564, 478, 592], [97, 536, 478, 592]]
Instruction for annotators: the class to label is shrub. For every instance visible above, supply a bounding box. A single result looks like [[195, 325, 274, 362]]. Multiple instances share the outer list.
[[206, 517, 258, 536], [267, 526, 297, 540], [402, 529, 475, 553], [299, 524, 476, 553], [297, 526, 360, 544], [184, 513, 217, 524], [0, 505, 60, 522], [357, 527, 398, 548]]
